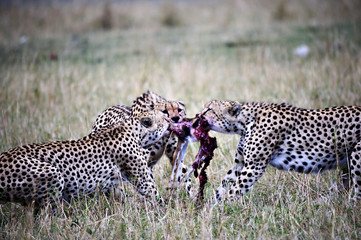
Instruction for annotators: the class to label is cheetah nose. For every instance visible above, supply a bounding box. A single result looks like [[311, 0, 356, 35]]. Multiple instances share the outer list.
[[171, 116, 180, 123]]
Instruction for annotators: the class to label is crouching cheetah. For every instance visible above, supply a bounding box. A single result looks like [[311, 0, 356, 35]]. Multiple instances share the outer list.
[[92, 91, 193, 194], [198, 100, 361, 201], [0, 96, 170, 208]]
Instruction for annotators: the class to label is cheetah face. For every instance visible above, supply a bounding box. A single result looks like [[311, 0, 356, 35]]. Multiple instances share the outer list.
[[159, 101, 186, 123], [138, 110, 170, 148], [198, 100, 245, 135], [131, 91, 186, 123]]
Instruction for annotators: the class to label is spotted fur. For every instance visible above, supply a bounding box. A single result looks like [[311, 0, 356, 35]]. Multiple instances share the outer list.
[[92, 91, 193, 194], [0, 98, 170, 208], [199, 100, 361, 201]]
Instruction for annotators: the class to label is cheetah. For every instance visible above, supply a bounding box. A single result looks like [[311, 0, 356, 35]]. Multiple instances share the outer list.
[[198, 100, 361, 201], [92, 91, 193, 194], [0, 96, 170, 208]]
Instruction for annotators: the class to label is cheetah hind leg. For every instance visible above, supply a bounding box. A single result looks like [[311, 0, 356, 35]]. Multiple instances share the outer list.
[[331, 142, 361, 201], [23, 161, 64, 216], [337, 171, 351, 193], [328, 170, 351, 202], [350, 141, 361, 201]]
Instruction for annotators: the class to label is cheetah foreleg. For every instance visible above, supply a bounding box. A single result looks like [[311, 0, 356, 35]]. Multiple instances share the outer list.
[[122, 157, 164, 205], [215, 144, 244, 202], [219, 131, 277, 201]]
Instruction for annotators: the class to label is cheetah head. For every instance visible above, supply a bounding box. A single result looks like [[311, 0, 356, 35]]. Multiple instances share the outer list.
[[132, 91, 186, 124], [131, 91, 166, 117], [136, 109, 170, 148], [198, 100, 250, 135], [159, 100, 186, 123], [131, 92, 171, 147]]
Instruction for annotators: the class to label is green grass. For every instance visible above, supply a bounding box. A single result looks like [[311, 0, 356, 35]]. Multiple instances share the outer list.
[[1, 0, 361, 239]]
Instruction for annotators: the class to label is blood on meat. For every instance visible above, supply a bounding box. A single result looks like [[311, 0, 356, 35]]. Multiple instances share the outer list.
[[170, 118, 217, 202]]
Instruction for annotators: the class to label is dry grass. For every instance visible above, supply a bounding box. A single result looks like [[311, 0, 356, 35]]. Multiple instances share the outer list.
[[1, 0, 361, 239]]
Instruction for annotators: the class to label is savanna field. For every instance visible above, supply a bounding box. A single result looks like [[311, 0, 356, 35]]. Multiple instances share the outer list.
[[0, 0, 361, 239]]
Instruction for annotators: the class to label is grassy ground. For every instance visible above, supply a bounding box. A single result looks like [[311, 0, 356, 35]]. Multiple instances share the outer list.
[[0, 0, 361, 239]]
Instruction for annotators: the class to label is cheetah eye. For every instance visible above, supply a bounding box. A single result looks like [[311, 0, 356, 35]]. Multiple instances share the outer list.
[[229, 105, 241, 116], [140, 117, 153, 128], [162, 109, 169, 116], [178, 108, 183, 113]]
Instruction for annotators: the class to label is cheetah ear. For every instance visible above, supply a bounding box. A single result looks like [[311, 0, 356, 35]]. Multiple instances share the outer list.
[[178, 101, 185, 107], [229, 104, 241, 117]]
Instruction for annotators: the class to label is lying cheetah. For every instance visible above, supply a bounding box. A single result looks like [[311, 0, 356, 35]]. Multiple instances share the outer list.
[[0, 97, 169, 208], [92, 91, 193, 193], [198, 100, 361, 201]]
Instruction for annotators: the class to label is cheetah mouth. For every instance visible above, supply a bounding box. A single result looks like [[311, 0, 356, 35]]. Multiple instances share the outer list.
[[169, 117, 217, 202]]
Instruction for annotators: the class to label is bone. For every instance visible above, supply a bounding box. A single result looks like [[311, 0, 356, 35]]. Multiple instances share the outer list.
[[169, 117, 217, 202]]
